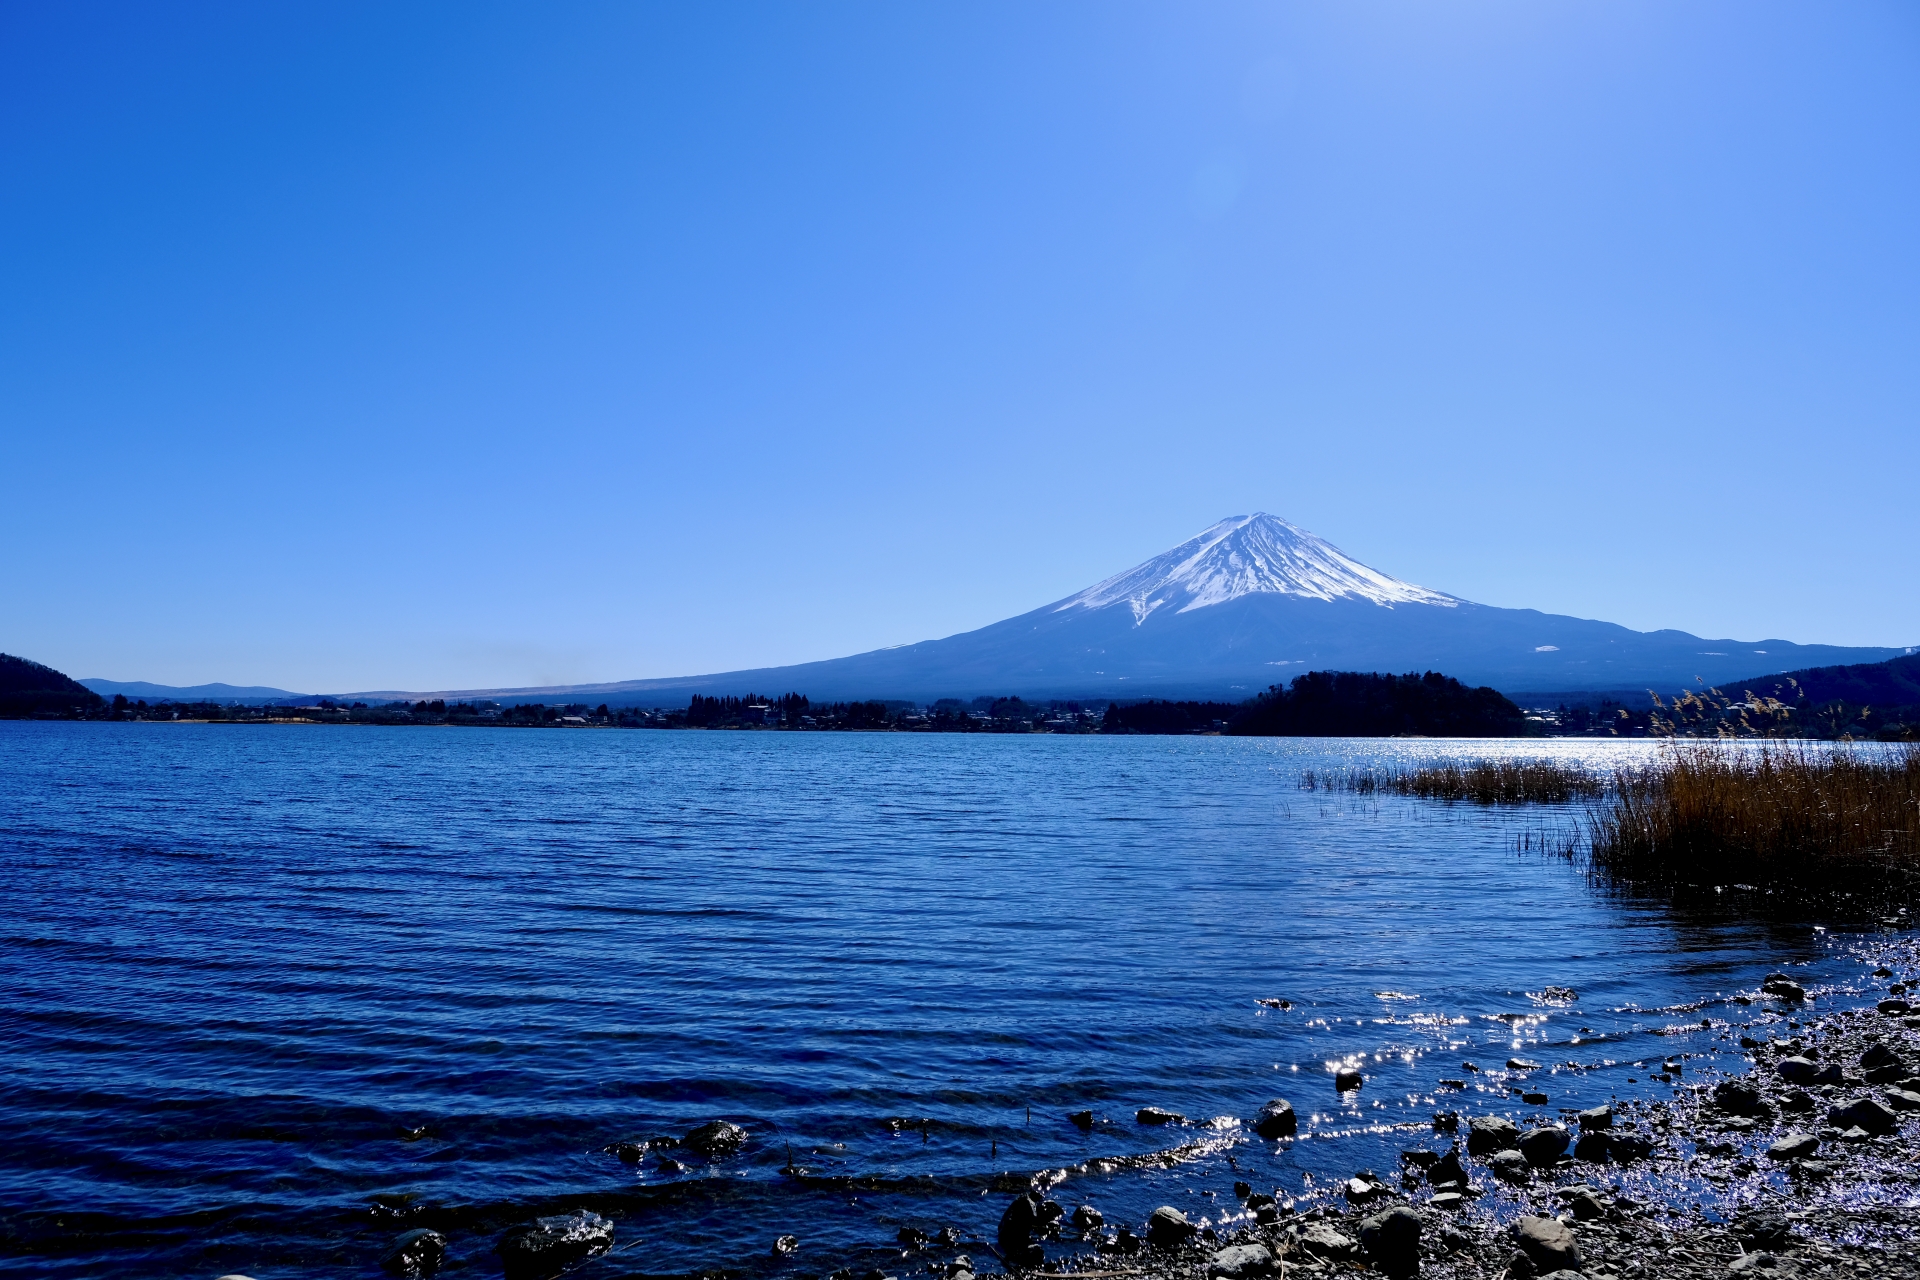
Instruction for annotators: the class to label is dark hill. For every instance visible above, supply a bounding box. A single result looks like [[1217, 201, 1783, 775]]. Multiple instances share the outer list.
[[1728, 652, 1920, 707], [1, 653, 107, 718], [1229, 670, 1524, 738]]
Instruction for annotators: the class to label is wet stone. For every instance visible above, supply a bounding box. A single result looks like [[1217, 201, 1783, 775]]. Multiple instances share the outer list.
[[1334, 1068, 1364, 1092], [1252, 1098, 1297, 1139], [1489, 1149, 1530, 1182], [1518, 1126, 1570, 1167], [498, 1211, 614, 1280], [1145, 1206, 1197, 1250], [1714, 1080, 1768, 1117], [1467, 1115, 1521, 1154], [683, 1120, 747, 1157], [381, 1228, 446, 1278], [1068, 1110, 1094, 1131], [1136, 1106, 1184, 1126], [1573, 1130, 1611, 1163], [1827, 1097, 1899, 1135]]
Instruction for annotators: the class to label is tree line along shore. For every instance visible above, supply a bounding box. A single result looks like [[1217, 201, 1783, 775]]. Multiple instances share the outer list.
[[8, 650, 1918, 741]]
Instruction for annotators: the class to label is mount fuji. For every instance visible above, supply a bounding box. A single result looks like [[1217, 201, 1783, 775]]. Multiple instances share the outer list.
[[370, 514, 1907, 704]]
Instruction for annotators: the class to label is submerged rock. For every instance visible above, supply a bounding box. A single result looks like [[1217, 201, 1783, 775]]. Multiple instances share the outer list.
[[1136, 1106, 1184, 1125], [381, 1228, 446, 1277], [1252, 1098, 1297, 1138], [1068, 1110, 1094, 1131], [1334, 1068, 1364, 1092], [498, 1211, 614, 1280], [683, 1120, 748, 1157]]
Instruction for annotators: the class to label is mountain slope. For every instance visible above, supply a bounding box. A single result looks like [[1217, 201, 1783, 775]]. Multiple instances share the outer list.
[[2, 654, 107, 717], [345, 514, 1909, 704]]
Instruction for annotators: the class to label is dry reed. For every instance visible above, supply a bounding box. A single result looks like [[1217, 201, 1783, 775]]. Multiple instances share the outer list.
[[1301, 759, 1605, 804], [1587, 743, 1920, 893]]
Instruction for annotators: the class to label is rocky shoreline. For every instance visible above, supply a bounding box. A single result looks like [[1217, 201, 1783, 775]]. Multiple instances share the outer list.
[[978, 956, 1920, 1280]]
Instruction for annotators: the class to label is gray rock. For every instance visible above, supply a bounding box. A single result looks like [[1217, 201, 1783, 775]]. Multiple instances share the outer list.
[[1512, 1215, 1582, 1272], [683, 1120, 748, 1157], [1827, 1097, 1899, 1135], [1884, 1087, 1920, 1111], [1728, 1253, 1800, 1276], [1518, 1127, 1570, 1167], [1879, 998, 1912, 1015], [498, 1211, 614, 1280], [1072, 1205, 1104, 1231], [1252, 1098, 1298, 1139], [1136, 1106, 1184, 1125], [1429, 1191, 1465, 1210], [1146, 1206, 1197, 1250], [1466, 1115, 1520, 1154], [1766, 1131, 1818, 1160], [1208, 1243, 1275, 1278], [1359, 1206, 1421, 1278], [773, 1235, 799, 1256], [381, 1229, 446, 1278], [1576, 1105, 1612, 1130], [1289, 1221, 1359, 1261], [1489, 1149, 1530, 1182]]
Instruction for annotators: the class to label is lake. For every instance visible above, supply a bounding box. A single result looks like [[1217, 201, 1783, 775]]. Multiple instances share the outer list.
[[0, 724, 1889, 1278]]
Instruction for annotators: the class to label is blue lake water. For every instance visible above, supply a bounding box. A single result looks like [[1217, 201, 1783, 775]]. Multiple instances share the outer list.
[[0, 724, 1895, 1278]]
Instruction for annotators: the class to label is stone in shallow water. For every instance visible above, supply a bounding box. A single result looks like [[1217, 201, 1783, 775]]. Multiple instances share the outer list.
[[684, 1119, 748, 1157], [1136, 1106, 1184, 1125], [1518, 1126, 1570, 1166], [381, 1228, 446, 1278], [1334, 1067, 1364, 1092], [1145, 1206, 1196, 1250], [498, 1211, 614, 1280], [1467, 1115, 1520, 1154], [1252, 1098, 1297, 1138]]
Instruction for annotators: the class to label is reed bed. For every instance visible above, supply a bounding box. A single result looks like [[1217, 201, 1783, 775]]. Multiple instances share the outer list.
[[1301, 759, 1606, 804], [1588, 743, 1920, 893]]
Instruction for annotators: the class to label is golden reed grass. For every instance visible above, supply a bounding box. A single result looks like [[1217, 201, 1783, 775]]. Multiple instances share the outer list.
[[1588, 743, 1920, 891]]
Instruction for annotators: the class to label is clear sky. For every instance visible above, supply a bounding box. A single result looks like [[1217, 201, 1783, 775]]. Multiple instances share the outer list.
[[4, 2, 1916, 693]]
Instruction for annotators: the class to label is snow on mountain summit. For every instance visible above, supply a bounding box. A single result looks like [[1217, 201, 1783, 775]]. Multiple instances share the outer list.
[[1055, 513, 1458, 623]]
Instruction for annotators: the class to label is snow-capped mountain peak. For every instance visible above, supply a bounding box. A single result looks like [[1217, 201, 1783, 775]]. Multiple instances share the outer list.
[[1054, 513, 1457, 623]]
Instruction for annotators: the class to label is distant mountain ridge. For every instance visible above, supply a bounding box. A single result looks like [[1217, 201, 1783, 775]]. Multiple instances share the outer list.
[[79, 678, 312, 705], [321, 514, 1909, 705]]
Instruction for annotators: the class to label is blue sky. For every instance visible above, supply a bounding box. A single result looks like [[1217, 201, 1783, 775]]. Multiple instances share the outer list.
[[4, 2, 1916, 692]]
